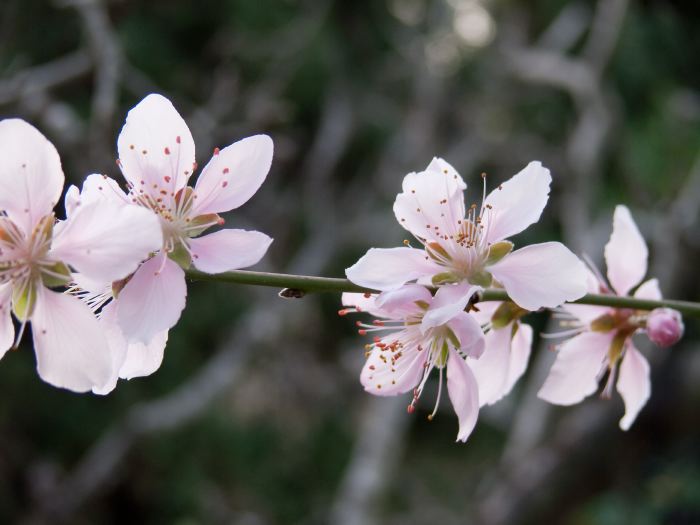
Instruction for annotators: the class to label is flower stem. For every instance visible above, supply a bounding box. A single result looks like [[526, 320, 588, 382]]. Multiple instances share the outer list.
[[186, 269, 700, 317]]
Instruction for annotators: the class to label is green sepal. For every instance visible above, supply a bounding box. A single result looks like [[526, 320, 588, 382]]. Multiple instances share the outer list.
[[591, 314, 616, 333], [436, 340, 449, 367], [491, 301, 528, 329], [432, 271, 461, 286], [445, 327, 460, 349], [168, 241, 192, 269], [12, 281, 36, 321], [414, 300, 430, 310], [186, 213, 222, 238], [40, 262, 72, 288], [608, 329, 632, 364], [468, 270, 493, 287], [426, 242, 452, 262], [485, 241, 514, 265]]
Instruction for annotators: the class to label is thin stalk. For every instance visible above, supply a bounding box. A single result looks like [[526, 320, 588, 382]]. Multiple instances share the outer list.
[[186, 269, 700, 318]]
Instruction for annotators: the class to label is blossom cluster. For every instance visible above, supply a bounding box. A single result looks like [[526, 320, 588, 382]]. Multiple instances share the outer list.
[[0, 94, 273, 393], [342, 160, 684, 441]]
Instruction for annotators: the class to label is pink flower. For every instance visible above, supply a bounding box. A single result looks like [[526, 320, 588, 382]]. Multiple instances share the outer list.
[[538, 205, 669, 430], [646, 308, 684, 348], [341, 284, 485, 442], [345, 159, 588, 330], [94, 94, 274, 345], [0, 119, 162, 392], [468, 301, 533, 406]]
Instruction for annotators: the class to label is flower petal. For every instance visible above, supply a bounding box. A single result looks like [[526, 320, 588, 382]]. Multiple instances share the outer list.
[[617, 343, 651, 431], [447, 311, 486, 358], [50, 200, 162, 283], [31, 287, 113, 392], [421, 282, 480, 332], [0, 119, 64, 234], [117, 94, 196, 198], [116, 253, 187, 344], [78, 173, 129, 206], [604, 205, 648, 296], [393, 160, 466, 243], [504, 322, 533, 394], [561, 267, 610, 325], [345, 247, 440, 291], [468, 326, 511, 406], [188, 229, 272, 274], [91, 302, 128, 395], [374, 284, 433, 318], [360, 327, 428, 396], [341, 292, 386, 318], [192, 135, 273, 215], [482, 161, 551, 243], [0, 283, 14, 360], [447, 349, 480, 442], [537, 331, 612, 405], [634, 278, 662, 301], [489, 242, 588, 311]]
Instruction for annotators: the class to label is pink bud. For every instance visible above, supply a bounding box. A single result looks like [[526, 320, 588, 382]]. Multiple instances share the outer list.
[[646, 308, 684, 348]]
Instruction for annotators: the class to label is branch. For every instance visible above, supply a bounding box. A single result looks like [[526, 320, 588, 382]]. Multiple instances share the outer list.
[[186, 269, 700, 317]]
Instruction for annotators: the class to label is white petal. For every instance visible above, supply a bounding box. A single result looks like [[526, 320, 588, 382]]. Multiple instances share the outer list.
[[117, 94, 196, 198], [634, 278, 662, 301], [469, 326, 511, 406], [469, 300, 500, 326], [617, 343, 651, 431], [537, 331, 612, 405], [421, 282, 480, 332], [78, 173, 129, 206], [0, 119, 64, 234], [50, 200, 162, 283], [504, 322, 533, 394], [192, 135, 273, 215], [447, 312, 486, 358], [482, 161, 551, 243], [188, 229, 272, 274], [360, 327, 428, 396], [0, 283, 14, 360], [116, 254, 187, 344], [604, 205, 648, 296], [345, 247, 440, 291], [489, 242, 588, 311], [393, 163, 466, 243], [119, 331, 168, 380], [31, 287, 112, 393], [341, 292, 386, 318], [447, 349, 480, 442]]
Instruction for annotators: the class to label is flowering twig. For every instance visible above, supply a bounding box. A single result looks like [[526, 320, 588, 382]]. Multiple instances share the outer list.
[[186, 269, 700, 317]]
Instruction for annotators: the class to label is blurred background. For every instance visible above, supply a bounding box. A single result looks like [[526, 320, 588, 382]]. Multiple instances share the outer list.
[[1, 0, 700, 523]]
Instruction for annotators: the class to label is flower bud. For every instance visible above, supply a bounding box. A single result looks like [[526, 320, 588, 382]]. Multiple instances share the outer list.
[[646, 308, 684, 348]]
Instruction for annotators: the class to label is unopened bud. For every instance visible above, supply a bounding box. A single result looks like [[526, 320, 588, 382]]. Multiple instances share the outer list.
[[646, 308, 684, 348]]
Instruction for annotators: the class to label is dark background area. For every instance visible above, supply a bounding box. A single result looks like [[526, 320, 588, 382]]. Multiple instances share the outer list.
[[1, 0, 700, 523]]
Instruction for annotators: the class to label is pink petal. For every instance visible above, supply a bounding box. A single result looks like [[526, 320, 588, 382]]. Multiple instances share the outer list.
[[91, 302, 128, 395], [0, 283, 14, 360], [116, 254, 187, 344], [50, 200, 162, 283], [469, 300, 500, 326], [0, 119, 64, 234], [31, 287, 113, 393], [341, 292, 385, 318], [447, 349, 480, 442], [360, 327, 429, 396], [447, 312, 486, 358], [421, 282, 480, 332], [77, 173, 129, 206], [489, 242, 588, 311], [482, 161, 551, 243], [393, 161, 466, 243], [634, 278, 662, 301], [537, 331, 612, 405], [374, 284, 433, 318], [117, 94, 196, 198], [192, 135, 273, 215], [616, 343, 650, 431], [504, 322, 533, 394], [468, 326, 511, 406], [561, 266, 610, 325], [345, 247, 441, 291], [188, 229, 272, 274], [604, 205, 648, 296]]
